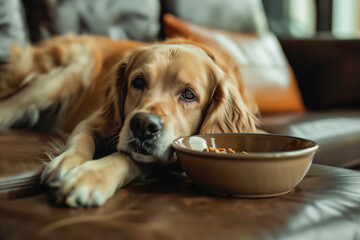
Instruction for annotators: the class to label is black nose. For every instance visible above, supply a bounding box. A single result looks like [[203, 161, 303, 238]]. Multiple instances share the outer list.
[[130, 113, 164, 140]]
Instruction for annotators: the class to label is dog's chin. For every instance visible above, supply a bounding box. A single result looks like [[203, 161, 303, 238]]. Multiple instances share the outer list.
[[129, 151, 158, 163], [128, 146, 175, 164], [117, 139, 173, 164], [117, 129, 176, 164]]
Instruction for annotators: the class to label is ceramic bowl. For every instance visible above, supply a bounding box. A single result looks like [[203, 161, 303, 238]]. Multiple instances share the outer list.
[[172, 133, 318, 197]]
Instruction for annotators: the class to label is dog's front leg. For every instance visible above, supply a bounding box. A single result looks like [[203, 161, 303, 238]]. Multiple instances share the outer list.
[[41, 117, 97, 185], [55, 152, 141, 207]]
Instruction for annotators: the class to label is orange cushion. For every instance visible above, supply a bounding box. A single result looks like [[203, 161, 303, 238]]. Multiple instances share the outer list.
[[163, 14, 305, 113]]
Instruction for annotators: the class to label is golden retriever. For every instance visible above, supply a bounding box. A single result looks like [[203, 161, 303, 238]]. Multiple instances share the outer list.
[[0, 35, 258, 207]]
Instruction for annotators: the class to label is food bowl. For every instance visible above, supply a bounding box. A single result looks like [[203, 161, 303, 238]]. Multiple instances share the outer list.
[[172, 133, 318, 198]]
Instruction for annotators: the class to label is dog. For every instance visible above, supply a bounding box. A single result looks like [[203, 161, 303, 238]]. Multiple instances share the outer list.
[[0, 35, 258, 207]]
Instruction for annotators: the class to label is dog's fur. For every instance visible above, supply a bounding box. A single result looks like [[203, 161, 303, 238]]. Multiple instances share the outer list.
[[0, 35, 258, 207]]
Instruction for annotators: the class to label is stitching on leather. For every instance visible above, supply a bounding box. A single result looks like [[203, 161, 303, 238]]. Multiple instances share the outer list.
[[0, 176, 40, 189]]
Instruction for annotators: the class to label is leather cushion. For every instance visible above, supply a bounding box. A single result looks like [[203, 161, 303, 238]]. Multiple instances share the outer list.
[[1, 164, 360, 240], [0, 130, 63, 200], [260, 110, 360, 168], [163, 14, 305, 113]]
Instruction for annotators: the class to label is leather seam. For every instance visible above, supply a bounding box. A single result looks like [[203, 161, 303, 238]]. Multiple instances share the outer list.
[[0, 176, 40, 189]]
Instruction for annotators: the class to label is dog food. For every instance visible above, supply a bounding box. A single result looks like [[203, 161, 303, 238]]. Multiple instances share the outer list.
[[203, 147, 248, 154]]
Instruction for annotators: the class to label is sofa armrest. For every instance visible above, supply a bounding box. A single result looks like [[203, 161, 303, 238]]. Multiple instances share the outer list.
[[279, 38, 360, 110]]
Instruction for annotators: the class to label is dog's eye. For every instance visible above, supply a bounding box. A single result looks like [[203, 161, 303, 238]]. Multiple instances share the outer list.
[[181, 89, 197, 102], [131, 77, 146, 90]]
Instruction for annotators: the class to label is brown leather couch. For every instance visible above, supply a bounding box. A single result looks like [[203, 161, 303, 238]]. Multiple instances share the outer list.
[[1, 0, 360, 239]]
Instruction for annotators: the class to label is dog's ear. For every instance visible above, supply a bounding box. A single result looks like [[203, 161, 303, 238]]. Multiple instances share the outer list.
[[98, 61, 128, 138], [199, 77, 258, 134]]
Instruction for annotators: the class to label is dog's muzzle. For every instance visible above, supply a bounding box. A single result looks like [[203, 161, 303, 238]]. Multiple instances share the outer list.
[[128, 112, 164, 155]]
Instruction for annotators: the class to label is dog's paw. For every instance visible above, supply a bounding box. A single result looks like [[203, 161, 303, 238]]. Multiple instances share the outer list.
[[41, 151, 88, 185], [54, 161, 118, 208]]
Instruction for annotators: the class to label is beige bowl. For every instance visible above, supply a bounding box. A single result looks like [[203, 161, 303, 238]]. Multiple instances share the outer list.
[[172, 133, 318, 198]]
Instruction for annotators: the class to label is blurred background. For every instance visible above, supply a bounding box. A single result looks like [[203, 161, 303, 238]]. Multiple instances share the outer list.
[[262, 0, 360, 38], [0, 0, 359, 84], [1, 0, 359, 50]]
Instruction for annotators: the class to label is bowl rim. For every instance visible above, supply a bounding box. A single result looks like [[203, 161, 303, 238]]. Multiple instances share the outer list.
[[172, 133, 319, 160]]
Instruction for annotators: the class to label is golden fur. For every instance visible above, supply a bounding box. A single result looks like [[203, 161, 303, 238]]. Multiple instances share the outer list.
[[0, 35, 258, 207]]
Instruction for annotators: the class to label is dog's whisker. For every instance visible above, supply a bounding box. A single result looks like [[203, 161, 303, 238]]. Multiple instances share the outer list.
[[108, 138, 119, 149], [103, 134, 119, 150]]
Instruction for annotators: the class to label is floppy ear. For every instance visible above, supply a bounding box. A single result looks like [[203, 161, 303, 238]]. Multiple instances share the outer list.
[[97, 61, 128, 138], [199, 79, 258, 134]]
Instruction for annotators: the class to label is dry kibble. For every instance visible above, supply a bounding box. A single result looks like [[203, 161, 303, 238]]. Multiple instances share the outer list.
[[202, 147, 247, 155], [227, 148, 236, 154]]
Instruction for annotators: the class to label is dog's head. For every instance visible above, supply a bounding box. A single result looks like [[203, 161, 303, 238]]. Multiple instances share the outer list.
[[100, 41, 258, 164]]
